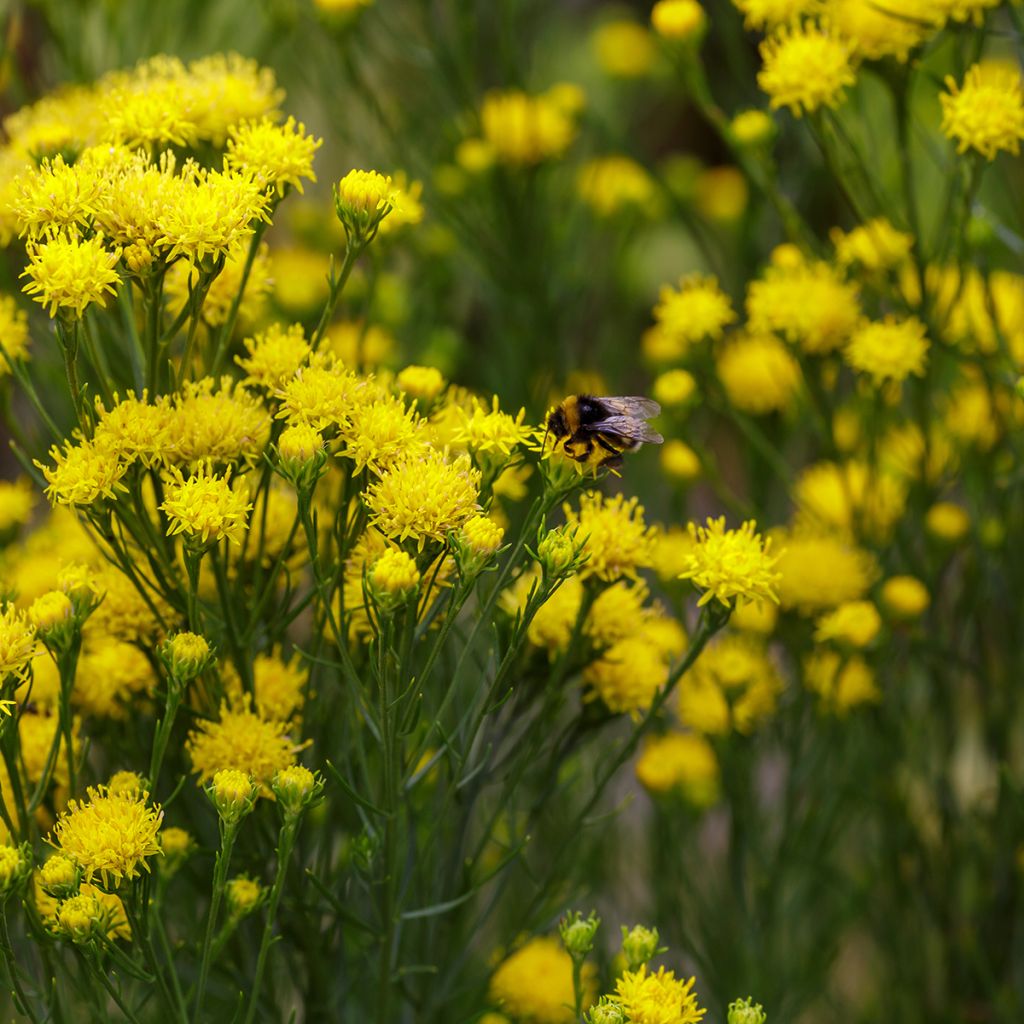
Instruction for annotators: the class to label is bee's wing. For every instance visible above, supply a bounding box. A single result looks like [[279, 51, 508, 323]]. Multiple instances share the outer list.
[[592, 415, 664, 445], [598, 396, 662, 420]]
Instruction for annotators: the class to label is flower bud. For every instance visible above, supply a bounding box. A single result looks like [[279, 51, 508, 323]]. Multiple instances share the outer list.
[[57, 892, 109, 944], [587, 1000, 627, 1024], [369, 548, 420, 607], [651, 0, 706, 44], [731, 110, 776, 148], [397, 365, 446, 402], [560, 909, 600, 958], [226, 875, 264, 920], [209, 769, 258, 824], [276, 423, 328, 491], [536, 527, 585, 577], [159, 827, 194, 875], [728, 997, 767, 1024], [272, 764, 322, 817], [161, 631, 214, 684], [334, 169, 399, 245], [107, 770, 147, 798], [39, 853, 80, 900], [28, 591, 73, 633], [620, 924, 660, 971], [0, 842, 32, 901]]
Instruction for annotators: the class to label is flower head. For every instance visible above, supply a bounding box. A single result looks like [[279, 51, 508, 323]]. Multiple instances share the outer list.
[[479, 88, 579, 165], [225, 116, 321, 194], [774, 529, 876, 612], [334, 169, 400, 241], [716, 333, 801, 414], [490, 936, 596, 1023], [679, 518, 780, 608], [37, 439, 129, 508], [653, 274, 736, 350], [397, 365, 446, 401], [236, 322, 311, 388], [636, 732, 720, 807], [831, 217, 913, 271], [880, 574, 929, 619], [0, 295, 30, 373], [365, 449, 481, 548], [564, 492, 655, 581], [161, 464, 252, 546], [804, 650, 879, 713], [50, 785, 163, 889], [0, 605, 37, 683], [22, 234, 121, 319], [845, 316, 929, 385], [814, 599, 881, 647], [941, 62, 1024, 160], [746, 257, 860, 354], [758, 21, 856, 117], [370, 548, 421, 598], [733, 0, 822, 31], [651, 0, 707, 41], [615, 964, 706, 1024], [188, 701, 300, 789], [827, 0, 940, 62]]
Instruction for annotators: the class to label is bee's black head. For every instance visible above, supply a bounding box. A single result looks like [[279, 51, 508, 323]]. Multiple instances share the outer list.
[[547, 406, 570, 438]]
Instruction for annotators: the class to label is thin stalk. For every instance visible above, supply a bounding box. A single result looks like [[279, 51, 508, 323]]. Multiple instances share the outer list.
[[310, 242, 362, 350], [243, 816, 300, 1024], [193, 817, 242, 1021], [0, 904, 41, 1024]]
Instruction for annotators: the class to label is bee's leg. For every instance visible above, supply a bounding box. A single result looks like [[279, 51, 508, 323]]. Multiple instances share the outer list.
[[595, 435, 622, 456], [566, 434, 594, 463]]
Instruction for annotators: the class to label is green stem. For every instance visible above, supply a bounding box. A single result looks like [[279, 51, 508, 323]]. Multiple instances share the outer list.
[[243, 817, 300, 1024], [193, 818, 241, 1021], [0, 904, 41, 1024], [310, 241, 362, 350]]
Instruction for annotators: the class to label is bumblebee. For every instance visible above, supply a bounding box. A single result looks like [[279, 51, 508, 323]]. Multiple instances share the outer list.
[[546, 395, 663, 469]]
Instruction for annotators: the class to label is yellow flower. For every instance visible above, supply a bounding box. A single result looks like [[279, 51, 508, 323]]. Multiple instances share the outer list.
[[397, 365, 446, 401], [591, 21, 657, 78], [38, 853, 79, 898], [163, 631, 212, 681], [730, 109, 776, 146], [577, 155, 656, 217], [451, 397, 533, 458], [678, 633, 782, 735], [156, 164, 270, 265], [758, 20, 855, 117], [365, 448, 481, 548], [694, 166, 748, 224], [814, 599, 881, 647], [28, 591, 73, 633], [22, 234, 121, 319], [460, 515, 505, 556], [732, 597, 778, 634], [880, 575, 930, 619], [169, 377, 272, 465], [0, 604, 37, 682], [845, 315, 929, 385], [831, 217, 913, 270], [278, 423, 325, 468], [653, 274, 737, 349], [490, 936, 596, 1024], [733, 0, 822, 30], [339, 394, 428, 475], [826, 0, 940, 62], [236, 322, 312, 389], [793, 460, 907, 542], [10, 154, 102, 240], [651, 0, 708, 41], [226, 875, 263, 917], [75, 637, 157, 719], [92, 391, 176, 468], [585, 581, 651, 648], [661, 440, 702, 482], [188, 700, 299, 789], [0, 295, 30, 373], [679, 517, 780, 609], [716, 332, 802, 415], [161, 464, 252, 547], [925, 501, 970, 543], [653, 369, 697, 408], [159, 827, 194, 868], [90, 564, 174, 645], [941, 63, 1024, 161], [637, 731, 720, 806], [746, 258, 860, 354], [585, 635, 672, 715], [276, 358, 366, 429], [371, 548, 421, 595], [209, 768, 258, 819], [479, 88, 579, 166], [774, 529, 876, 612], [333, 169, 400, 238], [184, 53, 285, 146], [804, 650, 880, 714], [55, 891, 108, 943], [225, 116, 321, 195], [565, 492, 655, 581], [51, 785, 163, 889], [615, 964, 706, 1024], [36, 439, 129, 508]]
